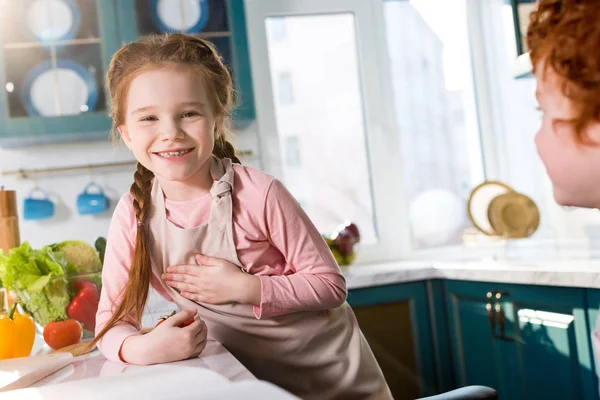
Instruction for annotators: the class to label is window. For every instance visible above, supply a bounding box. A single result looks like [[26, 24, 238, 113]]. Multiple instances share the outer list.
[[383, 0, 485, 250], [262, 11, 378, 244], [285, 136, 301, 167], [267, 16, 287, 41], [276, 71, 294, 105], [246, 0, 487, 262]]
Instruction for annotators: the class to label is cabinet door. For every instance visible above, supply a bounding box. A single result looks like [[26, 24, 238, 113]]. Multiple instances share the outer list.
[[504, 284, 595, 400], [445, 281, 505, 394], [586, 289, 600, 399], [348, 282, 436, 399], [447, 280, 596, 400], [115, 0, 255, 125], [0, 0, 120, 147]]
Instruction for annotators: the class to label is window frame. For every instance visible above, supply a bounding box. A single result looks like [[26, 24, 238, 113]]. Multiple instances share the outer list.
[[244, 0, 500, 263]]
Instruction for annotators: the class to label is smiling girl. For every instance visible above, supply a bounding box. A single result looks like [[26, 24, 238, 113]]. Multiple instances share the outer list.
[[89, 33, 391, 399]]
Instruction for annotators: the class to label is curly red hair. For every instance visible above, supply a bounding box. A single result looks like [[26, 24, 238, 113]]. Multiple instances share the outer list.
[[527, 0, 600, 139]]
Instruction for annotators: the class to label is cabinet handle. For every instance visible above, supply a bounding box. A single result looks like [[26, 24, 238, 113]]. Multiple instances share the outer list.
[[486, 292, 497, 337], [487, 291, 515, 342]]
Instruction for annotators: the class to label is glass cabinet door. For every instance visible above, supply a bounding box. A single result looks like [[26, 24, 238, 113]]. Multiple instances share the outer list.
[[0, 0, 120, 146], [116, 0, 255, 125]]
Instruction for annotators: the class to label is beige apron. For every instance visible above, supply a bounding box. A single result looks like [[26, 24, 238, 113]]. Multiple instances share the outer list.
[[148, 157, 392, 400]]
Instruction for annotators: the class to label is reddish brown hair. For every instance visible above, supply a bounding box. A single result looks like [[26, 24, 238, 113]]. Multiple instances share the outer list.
[[527, 0, 600, 139], [85, 33, 241, 352]]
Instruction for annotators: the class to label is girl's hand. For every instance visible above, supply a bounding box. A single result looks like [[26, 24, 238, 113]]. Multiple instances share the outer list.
[[162, 254, 261, 306], [121, 309, 208, 365]]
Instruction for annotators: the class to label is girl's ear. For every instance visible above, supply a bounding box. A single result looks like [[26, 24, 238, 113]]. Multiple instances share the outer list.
[[118, 125, 133, 150]]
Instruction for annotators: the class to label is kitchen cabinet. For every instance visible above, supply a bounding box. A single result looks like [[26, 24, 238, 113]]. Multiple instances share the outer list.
[[348, 278, 600, 400], [0, 0, 255, 148], [347, 282, 438, 399], [586, 288, 600, 396], [115, 0, 255, 127], [0, 0, 121, 147], [446, 280, 597, 400]]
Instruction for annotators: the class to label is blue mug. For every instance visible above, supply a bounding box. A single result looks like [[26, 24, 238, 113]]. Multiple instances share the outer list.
[[77, 182, 109, 215], [23, 188, 55, 220]]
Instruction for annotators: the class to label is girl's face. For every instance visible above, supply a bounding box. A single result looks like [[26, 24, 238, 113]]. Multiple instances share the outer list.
[[534, 64, 600, 208], [118, 65, 217, 188]]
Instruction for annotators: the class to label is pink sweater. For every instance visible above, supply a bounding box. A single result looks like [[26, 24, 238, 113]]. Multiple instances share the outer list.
[[96, 164, 348, 362]]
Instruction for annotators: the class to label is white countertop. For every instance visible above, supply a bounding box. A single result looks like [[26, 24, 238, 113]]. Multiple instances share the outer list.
[[343, 258, 600, 290], [30, 340, 254, 388], [4, 339, 299, 399]]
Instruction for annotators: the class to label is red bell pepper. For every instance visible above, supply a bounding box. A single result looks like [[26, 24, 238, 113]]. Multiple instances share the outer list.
[[66, 279, 100, 332]]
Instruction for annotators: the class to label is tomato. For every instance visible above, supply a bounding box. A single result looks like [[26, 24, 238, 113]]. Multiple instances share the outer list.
[[43, 319, 82, 350], [155, 311, 194, 328]]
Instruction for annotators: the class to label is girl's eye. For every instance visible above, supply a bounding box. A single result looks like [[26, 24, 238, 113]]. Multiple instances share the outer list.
[[141, 116, 157, 122], [181, 111, 200, 118]]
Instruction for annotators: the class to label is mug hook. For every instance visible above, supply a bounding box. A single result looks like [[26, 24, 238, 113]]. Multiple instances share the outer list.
[[88, 166, 96, 183], [32, 172, 39, 191]]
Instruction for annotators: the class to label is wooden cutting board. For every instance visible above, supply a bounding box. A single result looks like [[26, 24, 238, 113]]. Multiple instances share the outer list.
[[0, 353, 74, 392]]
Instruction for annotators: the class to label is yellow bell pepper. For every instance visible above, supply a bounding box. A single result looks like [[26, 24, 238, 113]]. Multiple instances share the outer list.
[[0, 299, 36, 359]]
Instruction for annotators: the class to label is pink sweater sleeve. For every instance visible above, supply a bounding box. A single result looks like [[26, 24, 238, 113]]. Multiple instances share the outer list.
[[254, 179, 347, 319], [95, 194, 172, 363]]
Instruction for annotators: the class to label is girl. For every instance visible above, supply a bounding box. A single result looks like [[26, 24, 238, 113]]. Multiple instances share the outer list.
[[526, 0, 600, 382], [90, 33, 391, 400]]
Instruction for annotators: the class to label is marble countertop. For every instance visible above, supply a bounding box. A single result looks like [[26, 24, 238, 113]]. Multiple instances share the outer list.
[[30, 339, 254, 389], [343, 258, 600, 290]]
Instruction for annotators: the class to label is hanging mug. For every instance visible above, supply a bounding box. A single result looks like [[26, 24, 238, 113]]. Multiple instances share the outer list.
[[23, 188, 55, 220], [77, 182, 109, 215]]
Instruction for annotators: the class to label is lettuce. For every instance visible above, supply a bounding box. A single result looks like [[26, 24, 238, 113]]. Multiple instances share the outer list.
[[0, 242, 70, 326]]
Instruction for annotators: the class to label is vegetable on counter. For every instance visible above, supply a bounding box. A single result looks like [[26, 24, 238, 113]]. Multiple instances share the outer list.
[[322, 222, 361, 266], [155, 310, 194, 328], [0, 242, 70, 326], [95, 237, 107, 265], [67, 278, 100, 332], [0, 299, 36, 359], [50, 240, 102, 274], [0, 239, 104, 328], [43, 318, 82, 350]]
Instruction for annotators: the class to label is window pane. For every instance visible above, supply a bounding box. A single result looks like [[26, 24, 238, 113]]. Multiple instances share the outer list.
[[383, 0, 485, 249], [265, 13, 377, 241]]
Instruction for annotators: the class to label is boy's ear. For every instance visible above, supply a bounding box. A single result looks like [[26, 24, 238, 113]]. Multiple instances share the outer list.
[[118, 125, 132, 149], [587, 122, 600, 146]]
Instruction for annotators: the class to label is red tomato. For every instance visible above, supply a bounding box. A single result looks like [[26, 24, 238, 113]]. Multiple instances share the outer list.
[[43, 319, 83, 350], [155, 311, 194, 328]]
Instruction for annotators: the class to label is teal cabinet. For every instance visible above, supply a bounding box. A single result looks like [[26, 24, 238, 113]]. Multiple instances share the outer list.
[[446, 280, 596, 400], [0, 0, 121, 147], [115, 0, 255, 126], [0, 0, 255, 148], [445, 281, 504, 392], [586, 289, 600, 396], [348, 282, 437, 399]]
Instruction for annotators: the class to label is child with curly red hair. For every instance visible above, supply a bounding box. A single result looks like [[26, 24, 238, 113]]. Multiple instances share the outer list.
[[527, 0, 600, 375]]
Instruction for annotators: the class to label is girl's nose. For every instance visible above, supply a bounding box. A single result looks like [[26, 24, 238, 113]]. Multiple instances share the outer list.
[[159, 118, 185, 140]]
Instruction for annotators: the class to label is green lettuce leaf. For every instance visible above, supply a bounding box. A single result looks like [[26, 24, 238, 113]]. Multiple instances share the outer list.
[[0, 241, 70, 326]]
